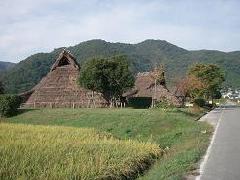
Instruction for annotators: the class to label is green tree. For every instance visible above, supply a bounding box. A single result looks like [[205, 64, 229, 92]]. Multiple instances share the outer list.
[[188, 64, 225, 103], [79, 55, 135, 106]]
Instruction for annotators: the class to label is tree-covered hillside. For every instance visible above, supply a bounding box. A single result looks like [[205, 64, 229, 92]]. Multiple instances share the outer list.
[[0, 61, 15, 72], [1, 39, 240, 93]]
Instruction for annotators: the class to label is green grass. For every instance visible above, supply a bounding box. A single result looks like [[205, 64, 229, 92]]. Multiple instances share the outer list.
[[1, 108, 212, 179], [0, 123, 161, 179]]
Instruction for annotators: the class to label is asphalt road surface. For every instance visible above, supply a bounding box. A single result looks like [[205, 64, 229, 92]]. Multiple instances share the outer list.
[[199, 103, 240, 180]]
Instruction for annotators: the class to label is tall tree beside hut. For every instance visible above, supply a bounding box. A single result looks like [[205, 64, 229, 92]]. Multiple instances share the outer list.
[[174, 75, 205, 105], [79, 55, 135, 107], [188, 64, 225, 103]]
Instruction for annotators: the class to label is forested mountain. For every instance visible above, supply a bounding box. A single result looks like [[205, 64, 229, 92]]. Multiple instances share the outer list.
[[1, 39, 240, 93], [0, 61, 15, 72]]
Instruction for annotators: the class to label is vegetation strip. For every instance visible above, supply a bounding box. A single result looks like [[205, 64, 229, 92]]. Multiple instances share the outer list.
[[2, 108, 212, 179]]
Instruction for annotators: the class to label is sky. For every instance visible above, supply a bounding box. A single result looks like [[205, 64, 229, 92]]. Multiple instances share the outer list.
[[0, 0, 240, 63]]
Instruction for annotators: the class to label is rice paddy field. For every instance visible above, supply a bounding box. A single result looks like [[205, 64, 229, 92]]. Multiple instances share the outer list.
[[0, 123, 161, 179], [0, 108, 212, 179]]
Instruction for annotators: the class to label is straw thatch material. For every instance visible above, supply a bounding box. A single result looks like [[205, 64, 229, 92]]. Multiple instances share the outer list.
[[21, 50, 108, 108], [124, 72, 181, 106]]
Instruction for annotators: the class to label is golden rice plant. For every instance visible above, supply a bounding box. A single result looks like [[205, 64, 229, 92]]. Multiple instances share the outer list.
[[0, 123, 161, 179]]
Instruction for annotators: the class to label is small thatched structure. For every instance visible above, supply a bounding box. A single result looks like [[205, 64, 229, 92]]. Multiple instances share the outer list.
[[124, 71, 181, 107], [21, 50, 108, 108]]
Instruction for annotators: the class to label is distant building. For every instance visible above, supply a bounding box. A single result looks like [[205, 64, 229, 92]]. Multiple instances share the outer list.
[[222, 88, 240, 100], [123, 71, 181, 107]]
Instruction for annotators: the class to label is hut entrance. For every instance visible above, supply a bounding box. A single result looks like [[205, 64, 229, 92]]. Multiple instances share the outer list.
[[127, 97, 152, 109]]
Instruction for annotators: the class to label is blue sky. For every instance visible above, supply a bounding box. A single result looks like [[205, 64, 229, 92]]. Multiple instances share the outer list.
[[0, 0, 239, 63]]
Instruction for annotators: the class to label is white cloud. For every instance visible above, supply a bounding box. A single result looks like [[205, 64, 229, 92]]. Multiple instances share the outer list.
[[0, 0, 240, 62]]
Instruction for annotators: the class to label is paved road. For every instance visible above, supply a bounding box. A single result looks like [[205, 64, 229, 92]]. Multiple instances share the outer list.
[[199, 104, 240, 180]]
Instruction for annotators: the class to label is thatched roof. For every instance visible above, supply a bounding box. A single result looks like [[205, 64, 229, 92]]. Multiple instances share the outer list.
[[124, 72, 181, 106], [21, 50, 107, 108]]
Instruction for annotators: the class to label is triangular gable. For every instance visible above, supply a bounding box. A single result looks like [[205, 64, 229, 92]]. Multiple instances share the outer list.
[[50, 49, 80, 71]]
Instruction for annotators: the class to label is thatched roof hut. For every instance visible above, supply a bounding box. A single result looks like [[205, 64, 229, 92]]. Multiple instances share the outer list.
[[123, 71, 181, 107], [21, 50, 108, 108]]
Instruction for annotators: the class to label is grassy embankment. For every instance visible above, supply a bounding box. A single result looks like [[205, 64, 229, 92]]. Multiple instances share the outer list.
[[1, 108, 212, 179]]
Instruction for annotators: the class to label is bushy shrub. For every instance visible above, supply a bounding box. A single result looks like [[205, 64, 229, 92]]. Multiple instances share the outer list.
[[204, 102, 217, 109], [155, 98, 175, 109], [0, 95, 22, 117], [193, 98, 206, 107]]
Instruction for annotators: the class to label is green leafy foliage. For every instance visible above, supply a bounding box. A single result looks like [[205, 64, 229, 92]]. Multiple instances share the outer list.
[[0, 95, 22, 117], [193, 98, 206, 107], [213, 90, 222, 99], [79, 55, 134, 102], [188, 64, 225, 100], [2, 39, 240, 93], [155, 98, 175, 109]]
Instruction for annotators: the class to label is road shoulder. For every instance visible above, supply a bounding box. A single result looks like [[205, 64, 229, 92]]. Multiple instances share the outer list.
[[185, 108, 223, 180]]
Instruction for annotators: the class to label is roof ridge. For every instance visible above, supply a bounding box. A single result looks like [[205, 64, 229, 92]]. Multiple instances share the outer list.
[[50, 50, 80, 71]]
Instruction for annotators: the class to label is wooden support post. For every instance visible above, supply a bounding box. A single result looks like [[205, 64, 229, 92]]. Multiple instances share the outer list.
[[92, 91, 96, 108], [87, 99, 90, 108], [151, 98, 156, 108]]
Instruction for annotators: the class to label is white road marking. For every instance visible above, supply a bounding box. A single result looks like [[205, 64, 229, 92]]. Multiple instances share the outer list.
[[196, 108, 224, 180]]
